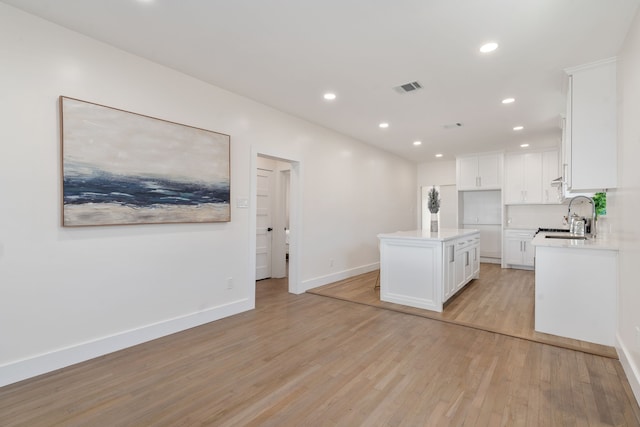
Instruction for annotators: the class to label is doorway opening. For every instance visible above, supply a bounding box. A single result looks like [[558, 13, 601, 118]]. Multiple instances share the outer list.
[[250, 149, 301, 300], [256, 156, 290, 282]]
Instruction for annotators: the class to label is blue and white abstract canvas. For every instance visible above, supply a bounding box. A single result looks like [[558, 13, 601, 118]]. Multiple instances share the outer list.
[[61, 97, 230, 226]]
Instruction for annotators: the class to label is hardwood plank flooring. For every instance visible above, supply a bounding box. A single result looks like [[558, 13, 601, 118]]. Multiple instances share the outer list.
[[308, 263, 617, 359], [1, 276, 638, 426]]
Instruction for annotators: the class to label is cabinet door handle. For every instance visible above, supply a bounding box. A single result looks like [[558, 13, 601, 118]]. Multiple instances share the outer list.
[[450, 245, 455, 263], [478, 176, 482, 187]]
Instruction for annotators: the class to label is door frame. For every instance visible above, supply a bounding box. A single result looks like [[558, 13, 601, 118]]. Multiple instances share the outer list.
[[249, 147, 302, 295]]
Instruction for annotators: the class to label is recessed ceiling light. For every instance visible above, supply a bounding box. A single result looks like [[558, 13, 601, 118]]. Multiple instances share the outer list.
[[379, 122, 389, 129], [502, 98, 515, 104], [323, 92, 336, 101], [480, 42, 498, 53], [520, 143, 530, 148], [435, 154, 443, 158], [513, 126, 524, 131], [413, 141, 422, 146]]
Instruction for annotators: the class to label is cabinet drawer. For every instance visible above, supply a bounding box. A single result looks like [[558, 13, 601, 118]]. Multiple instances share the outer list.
[[455, 239, 474, 251]]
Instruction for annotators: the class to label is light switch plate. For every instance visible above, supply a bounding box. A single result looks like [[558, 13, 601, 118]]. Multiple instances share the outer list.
[[236, 197, 249, 208]]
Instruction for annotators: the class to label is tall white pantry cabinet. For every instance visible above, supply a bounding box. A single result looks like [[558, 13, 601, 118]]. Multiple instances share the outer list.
[[456, 153, 503, 263]]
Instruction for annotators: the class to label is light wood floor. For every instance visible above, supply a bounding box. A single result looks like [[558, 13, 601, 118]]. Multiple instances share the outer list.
[[309, 263, 617, 359], [1, 275, 639, 426]]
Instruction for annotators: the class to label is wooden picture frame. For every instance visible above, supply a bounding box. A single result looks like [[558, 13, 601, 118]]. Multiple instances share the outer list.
[[60, 96, 230, 226]]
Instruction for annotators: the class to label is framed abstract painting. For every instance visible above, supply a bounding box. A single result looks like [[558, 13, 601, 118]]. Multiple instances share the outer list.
[[60, 96, 230, 226]]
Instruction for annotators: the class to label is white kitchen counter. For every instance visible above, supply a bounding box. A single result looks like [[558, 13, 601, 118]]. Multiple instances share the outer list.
[[532, 231, 618, 346], [378, 228, 479, 242], [377, 229, 480, 312], [531, 232, 620, 251]]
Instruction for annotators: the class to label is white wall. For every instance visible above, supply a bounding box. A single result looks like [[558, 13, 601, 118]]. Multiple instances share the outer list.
[[0, 5, 416, 386], [612, 7, 640, 404], [417, 160, 456, 187]]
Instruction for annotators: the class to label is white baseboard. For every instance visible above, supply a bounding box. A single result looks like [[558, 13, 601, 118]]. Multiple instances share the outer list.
[[0, 298, 253, 388], [301, 262, 379, 292], [616, 333, 640, 406]]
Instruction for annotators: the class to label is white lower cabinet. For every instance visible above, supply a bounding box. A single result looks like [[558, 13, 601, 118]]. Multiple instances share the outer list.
[[534, 244, 616, 346], [504, 229, 536, 268], [453, 235, 480, 295], [471, 243, 480, 276], [443, 242, 456, 301]]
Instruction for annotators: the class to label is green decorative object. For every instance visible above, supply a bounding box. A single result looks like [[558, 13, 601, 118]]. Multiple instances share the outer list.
[[593, 192, 607, 217]]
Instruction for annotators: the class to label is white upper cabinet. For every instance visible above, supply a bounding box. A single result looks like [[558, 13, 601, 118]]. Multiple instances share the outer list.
[[565, 58, 617, 191], [504, 152, 543, 204], [505, 149, 561, 205], [456, 153, 503, 190]]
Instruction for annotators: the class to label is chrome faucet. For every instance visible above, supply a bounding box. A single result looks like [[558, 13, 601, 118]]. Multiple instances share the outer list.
[[567, 195, 597, 238]]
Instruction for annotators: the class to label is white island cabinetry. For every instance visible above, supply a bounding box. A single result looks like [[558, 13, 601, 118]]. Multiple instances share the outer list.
[[378, 229, 480, 312]]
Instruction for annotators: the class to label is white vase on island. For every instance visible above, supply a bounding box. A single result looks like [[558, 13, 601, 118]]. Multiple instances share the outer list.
[[430, 213, 438, 232]]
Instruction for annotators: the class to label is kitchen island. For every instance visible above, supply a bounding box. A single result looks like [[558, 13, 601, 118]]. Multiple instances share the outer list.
[[532, 232, 619, 346], [377, 229, 480, 312]]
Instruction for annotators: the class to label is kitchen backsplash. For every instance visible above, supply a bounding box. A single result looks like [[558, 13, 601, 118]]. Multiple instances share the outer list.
[[505, 204, 568, 229]]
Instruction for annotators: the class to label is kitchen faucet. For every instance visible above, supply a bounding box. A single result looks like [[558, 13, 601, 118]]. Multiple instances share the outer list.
[[567, 195, 597, 237]]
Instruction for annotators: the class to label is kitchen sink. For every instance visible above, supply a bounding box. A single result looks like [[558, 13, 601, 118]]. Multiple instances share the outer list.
[[544, 235, 588, 240]]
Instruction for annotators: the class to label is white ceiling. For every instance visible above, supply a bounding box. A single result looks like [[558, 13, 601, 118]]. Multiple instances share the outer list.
[[4, 0, 639, 163]]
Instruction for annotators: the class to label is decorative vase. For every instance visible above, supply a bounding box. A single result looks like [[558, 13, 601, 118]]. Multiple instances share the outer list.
[[430, 213, 438, 232]]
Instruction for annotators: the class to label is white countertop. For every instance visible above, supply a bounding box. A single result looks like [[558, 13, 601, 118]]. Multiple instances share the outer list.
[[377, 228, 479, 242], [531, 232, 620, 251]]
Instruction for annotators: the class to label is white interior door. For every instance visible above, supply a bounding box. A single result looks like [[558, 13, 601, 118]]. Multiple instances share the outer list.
[[256, 168, 273, 280]]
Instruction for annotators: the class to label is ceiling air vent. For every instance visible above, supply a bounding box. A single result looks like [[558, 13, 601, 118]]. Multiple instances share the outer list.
[[393, 81, 423, 94], [443, 122, 463, 129]]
